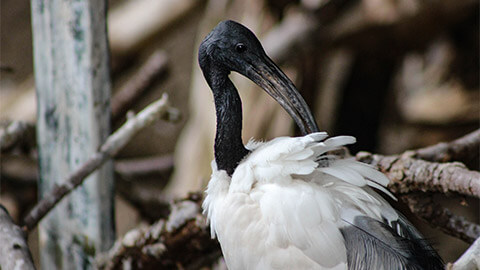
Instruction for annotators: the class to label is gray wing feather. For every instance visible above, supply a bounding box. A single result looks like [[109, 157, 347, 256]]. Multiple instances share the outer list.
[[341, 215, 443, 270]]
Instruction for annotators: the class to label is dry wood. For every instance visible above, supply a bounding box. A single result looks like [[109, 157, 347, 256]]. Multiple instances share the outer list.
[[1, 154, 173, 185], [32, 0, 115, 266], [112, 51, 169, 122], [0, 205, 35, 270], [393, 40, 479, 126], [96, 194, 221, 269], [356, 152, 480, 198], [356, 133, 480, 244], [262, 12, 317, 65], [400, 194, 480, 244], [323, 0, 478, 47], [108, 0, 204, 55], [116, 181, 171, 221], [0, 155, 37, 184], [415, 129, 480, 168], [22, 94, 179, 232], [115, 154, 174, 179]]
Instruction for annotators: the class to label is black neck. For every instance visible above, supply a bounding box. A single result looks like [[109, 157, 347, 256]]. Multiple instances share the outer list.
[[206, 69, 250, 175]]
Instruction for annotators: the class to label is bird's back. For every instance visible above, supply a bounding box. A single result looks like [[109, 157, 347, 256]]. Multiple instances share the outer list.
[[203, 132, 443, 270]]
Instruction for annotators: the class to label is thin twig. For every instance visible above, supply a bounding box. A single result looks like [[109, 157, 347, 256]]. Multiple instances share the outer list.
[[112, 51, 169, 121], [116, 177, 172, 221], [1, 154, 173, 184], [114, 154, 174, 178], [22, 94, 179, 232], [400, 194, 480, 244], [415, 129, 480, 169], [0, 205, 36, 270]]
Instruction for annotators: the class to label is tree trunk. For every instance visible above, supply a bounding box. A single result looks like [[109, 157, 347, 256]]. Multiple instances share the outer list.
[[30, 0, 115, 268]]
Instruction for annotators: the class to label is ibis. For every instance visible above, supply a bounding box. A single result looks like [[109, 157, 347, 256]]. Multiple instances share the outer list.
[[199, 20, 443, 270]]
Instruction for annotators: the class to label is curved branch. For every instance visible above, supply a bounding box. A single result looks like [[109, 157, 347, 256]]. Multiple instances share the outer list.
[[400, 194, 480, 244], [111, 50, 169, 122], [415, 129, 480, 169], [115, 154, 174, 179], [22, 94, 180, 232], [357, 151, 480, 243]]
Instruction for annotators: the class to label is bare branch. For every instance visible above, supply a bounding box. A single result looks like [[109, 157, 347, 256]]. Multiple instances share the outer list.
[[111, 50, 169, 121], [415, 129, 480, 168], [22, 94, 179, 232], [115, 154, 174, 179], [0, 205, 36, 270], [357, 148, 480, 243], [116, 177, 172, 221], [356, 152, 480, 198], [400, 194, 480, 244], [1, 154, 173, 185], [263, 12, 317, 65], [0, 121, 35, 152], [96, 194, 221, 269]]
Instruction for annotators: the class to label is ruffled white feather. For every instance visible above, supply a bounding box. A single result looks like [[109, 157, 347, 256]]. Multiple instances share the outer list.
[[203, 132, 399, 270]]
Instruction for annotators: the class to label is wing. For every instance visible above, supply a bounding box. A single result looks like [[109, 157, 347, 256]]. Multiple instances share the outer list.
[[223, 132, 443, 269], [341, 215, 444, 270], [230, 132, 329, 192], [238, 132, 393, 197], [311, 135, 444, 269]]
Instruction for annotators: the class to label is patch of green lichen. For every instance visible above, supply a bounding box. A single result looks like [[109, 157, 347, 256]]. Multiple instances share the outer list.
[[70, 7, 86, 63], [54, 240, 64, 269], [72, 235, 96, 257]]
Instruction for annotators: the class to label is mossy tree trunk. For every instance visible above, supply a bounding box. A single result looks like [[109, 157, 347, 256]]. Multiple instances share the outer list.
[[30, 0, 115, 268]]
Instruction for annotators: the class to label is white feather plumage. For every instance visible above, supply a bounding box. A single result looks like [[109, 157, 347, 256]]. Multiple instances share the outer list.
[[203, 132, 399, 270]]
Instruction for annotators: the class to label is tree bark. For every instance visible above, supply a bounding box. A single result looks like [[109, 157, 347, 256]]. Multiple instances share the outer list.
[[30, 0, 114, 268], [0, 206, 35, 270], [23, 95, 178, 233]]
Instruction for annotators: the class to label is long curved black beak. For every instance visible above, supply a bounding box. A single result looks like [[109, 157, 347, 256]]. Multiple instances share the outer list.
[[244, 55, 319, 135]]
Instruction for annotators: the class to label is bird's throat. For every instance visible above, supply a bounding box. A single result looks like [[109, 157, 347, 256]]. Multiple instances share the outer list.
[[212, 75, 250, 176]]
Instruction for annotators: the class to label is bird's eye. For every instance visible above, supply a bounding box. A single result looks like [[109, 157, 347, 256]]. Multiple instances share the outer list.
[[235, 43, 246, 53]]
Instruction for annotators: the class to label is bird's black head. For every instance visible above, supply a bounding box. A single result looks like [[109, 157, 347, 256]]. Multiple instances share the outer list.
[[198, 20, 266, 78], [199, 20, 319, 135]]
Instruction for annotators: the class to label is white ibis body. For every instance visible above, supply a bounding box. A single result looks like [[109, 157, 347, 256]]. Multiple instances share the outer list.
[[199, 20, 443, 270]]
